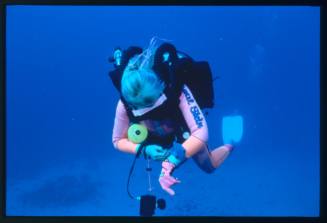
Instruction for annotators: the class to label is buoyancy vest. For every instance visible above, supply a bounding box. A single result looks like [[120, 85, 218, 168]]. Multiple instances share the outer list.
[[108, 43, 214, 146]]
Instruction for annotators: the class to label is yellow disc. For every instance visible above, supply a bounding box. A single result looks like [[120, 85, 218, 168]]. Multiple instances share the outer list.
[[127, 123, 148, 144]]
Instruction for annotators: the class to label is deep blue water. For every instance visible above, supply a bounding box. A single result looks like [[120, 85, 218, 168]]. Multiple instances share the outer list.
[[6, 6, 320, 216]]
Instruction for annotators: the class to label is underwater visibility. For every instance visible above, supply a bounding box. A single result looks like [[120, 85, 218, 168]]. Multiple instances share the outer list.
[[6, 6, 319, 216]]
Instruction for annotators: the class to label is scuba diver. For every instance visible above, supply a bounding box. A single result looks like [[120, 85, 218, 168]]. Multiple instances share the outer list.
[[109, 37, 241, 196]]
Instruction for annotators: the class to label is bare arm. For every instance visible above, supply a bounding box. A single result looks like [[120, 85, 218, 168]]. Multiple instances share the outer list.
[[112, 100, 138, 154], [178, 85, 209, 158]]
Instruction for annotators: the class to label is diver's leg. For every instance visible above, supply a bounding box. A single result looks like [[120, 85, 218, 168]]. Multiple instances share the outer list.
[[192, 144, 233, 173]]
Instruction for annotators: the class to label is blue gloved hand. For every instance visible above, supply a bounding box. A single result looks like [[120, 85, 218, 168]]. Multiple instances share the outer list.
[[136, 144, 170, 161]]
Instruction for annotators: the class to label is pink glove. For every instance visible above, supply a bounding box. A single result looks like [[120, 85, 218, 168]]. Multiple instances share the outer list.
[[159, 161, 181, 196]]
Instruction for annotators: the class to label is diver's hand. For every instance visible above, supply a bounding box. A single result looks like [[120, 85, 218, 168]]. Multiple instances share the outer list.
[[144, 144, 170, 161], [159, 160, 181, 196]]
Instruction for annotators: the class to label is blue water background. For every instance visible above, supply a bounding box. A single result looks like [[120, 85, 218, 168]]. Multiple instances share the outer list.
[[6, 6, 320, 216]]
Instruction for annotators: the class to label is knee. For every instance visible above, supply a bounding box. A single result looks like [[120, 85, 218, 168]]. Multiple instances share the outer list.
[[203, 166, 216, 174]]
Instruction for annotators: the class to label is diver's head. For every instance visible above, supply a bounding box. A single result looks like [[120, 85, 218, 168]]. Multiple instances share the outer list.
[[121, 37, 173, 110], [121, 58, 165, 110]]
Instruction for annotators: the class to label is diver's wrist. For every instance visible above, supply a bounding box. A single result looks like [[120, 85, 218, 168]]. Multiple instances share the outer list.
[[167, 143, 186, 166], [167, 155, 181, 166]]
